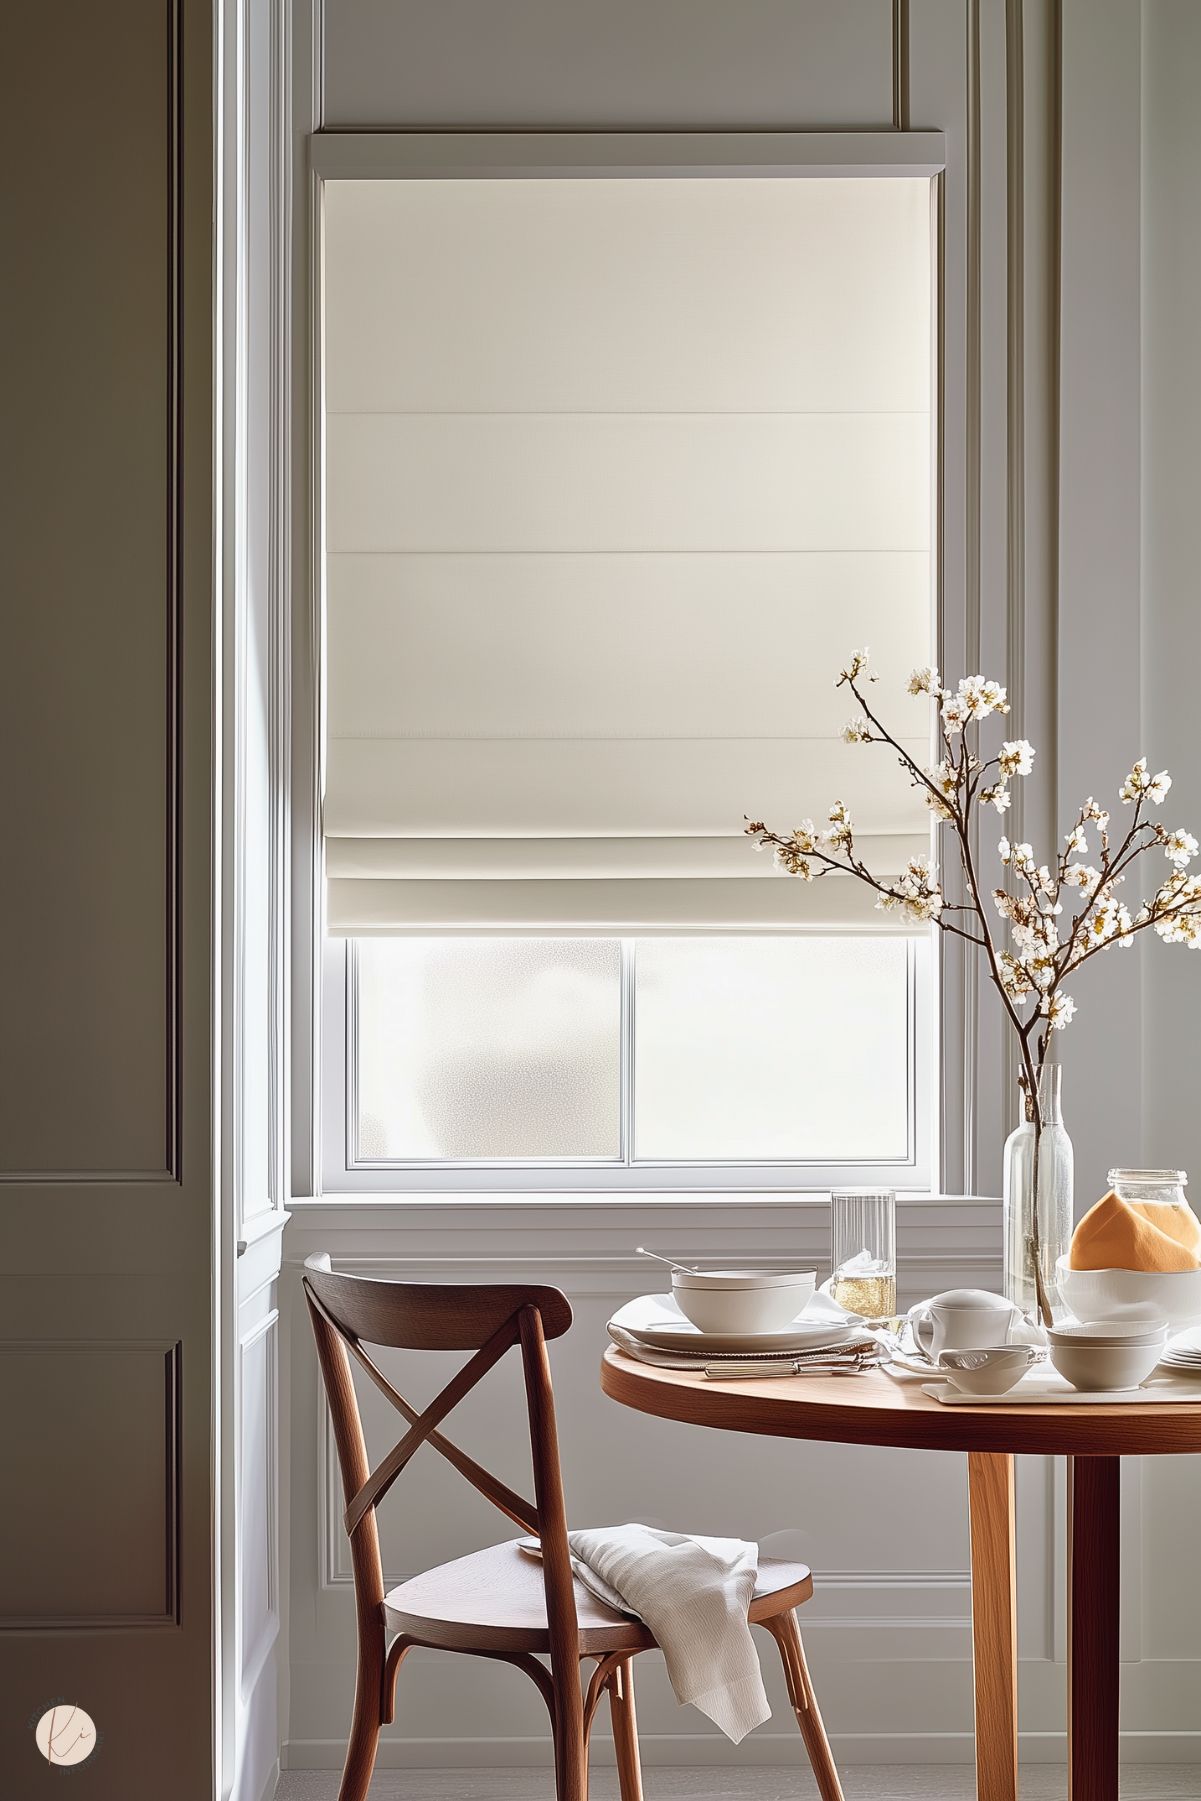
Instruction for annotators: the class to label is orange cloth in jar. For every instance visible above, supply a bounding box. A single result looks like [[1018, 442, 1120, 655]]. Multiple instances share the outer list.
[[1070, 1189, 1201, 1271]]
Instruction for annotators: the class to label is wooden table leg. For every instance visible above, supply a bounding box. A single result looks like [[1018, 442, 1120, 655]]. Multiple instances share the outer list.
[[1068, 1455, 1120, 1801], [967, 1452, 1018, 1801]]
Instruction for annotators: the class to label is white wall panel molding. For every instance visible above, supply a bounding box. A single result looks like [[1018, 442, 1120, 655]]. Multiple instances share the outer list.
[[218, 3, 293, 1798], [238, 1308, 281, 1690], [284, 1193, 1001, 1267]]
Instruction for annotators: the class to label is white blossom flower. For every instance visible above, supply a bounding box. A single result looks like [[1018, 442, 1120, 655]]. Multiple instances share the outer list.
[[1063, 825, 1088, 856], [1063, 863, 1100, 890], [841, 718, 873, 744], [923, 760, 956, 819], [1120, 757, 1173, 805], [982, 784, 1012, 813], [1082, 889, 1133, 947], [941, 693, 968, 734], [1041, 992, 1077, 1030], [1163, 830, 1199, 868], [876, 854, 944, 924], [774, 846, 815, 880], [1081, 797, 1111, 831], [907, 665, 943, 696], [837, 648, 873, 686], [998, 952, 1034, 999], [952, 675, 1010, 721], [999, 739, 1035, 778], [825, 800, 854, 852], [789, 820, 821, 854], [1152, 872, 1201, 945], [1030, 953, 1057, 988]]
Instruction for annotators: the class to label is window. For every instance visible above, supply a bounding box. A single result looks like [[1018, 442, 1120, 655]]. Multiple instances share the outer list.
[[325, 933, 932, 1189], [315, 151, 938, 1195]]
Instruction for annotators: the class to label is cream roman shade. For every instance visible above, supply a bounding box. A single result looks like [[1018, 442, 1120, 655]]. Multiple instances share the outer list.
[[323, 176, 932, 934]]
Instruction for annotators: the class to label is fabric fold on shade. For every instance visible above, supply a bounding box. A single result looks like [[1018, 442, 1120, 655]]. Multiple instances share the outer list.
[[322, 175, 933, 936]]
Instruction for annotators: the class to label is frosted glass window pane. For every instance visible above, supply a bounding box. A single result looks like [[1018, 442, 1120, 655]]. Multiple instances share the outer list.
[[633, 937, 910, 1161], [355, 938, 621, 1160]]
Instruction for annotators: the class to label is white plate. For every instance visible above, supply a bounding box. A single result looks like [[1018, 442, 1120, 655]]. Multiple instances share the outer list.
[[1159, 1328, 1201, 1371], [610, 1293, 856, 1356]]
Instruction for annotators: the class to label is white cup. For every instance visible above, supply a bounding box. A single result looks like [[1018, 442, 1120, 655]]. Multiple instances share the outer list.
[[909, 1288, 1023, 1361]]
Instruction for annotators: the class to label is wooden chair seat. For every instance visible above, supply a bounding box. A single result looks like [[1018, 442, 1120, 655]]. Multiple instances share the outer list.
[[383, 1539, 814, 1655]]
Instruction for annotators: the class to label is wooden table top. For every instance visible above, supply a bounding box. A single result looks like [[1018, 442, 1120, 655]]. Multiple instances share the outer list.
[[600, 1345, 1201, 1456]]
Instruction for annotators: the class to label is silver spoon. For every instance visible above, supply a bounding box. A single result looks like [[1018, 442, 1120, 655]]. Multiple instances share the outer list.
[[636, 1246, 703, 1277]]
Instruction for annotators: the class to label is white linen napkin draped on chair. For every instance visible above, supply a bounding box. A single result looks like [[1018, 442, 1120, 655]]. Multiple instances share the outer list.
[[566, 1523, 771, 1742]]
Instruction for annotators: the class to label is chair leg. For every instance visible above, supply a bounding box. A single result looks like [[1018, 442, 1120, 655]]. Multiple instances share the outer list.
[[338, 1641, 384, 1801], [552, 1693, 589, 1801], [764, 1610, 845, 1801], [607, 1656, 645, 1801]]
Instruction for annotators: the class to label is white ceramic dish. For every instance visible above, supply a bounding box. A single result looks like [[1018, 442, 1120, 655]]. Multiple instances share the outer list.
[[1048, 1320, 1167, 1347], [1056, 1257, 1201, 1330], [1159, 1328, 1201, 1373], [1046, 1330, 1167, 1392], [610, 1292, 848, 1356], [935, 1345, 1039, 1397], [671, 1267, 816, 1334]]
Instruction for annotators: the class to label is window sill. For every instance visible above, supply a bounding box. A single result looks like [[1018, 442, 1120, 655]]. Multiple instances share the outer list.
[[283, 1192, 1000, 1289]]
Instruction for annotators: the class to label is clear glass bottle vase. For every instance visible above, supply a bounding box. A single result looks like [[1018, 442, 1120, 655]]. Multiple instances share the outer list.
[[1002, 1062, 1074, 1317]]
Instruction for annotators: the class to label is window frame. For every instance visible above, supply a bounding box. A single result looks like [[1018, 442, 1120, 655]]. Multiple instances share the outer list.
[[296, 128, 963, 1204], [320, 932, 935, 1193]]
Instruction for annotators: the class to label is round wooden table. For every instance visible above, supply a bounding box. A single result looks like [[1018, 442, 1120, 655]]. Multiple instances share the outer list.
[[601, 1346, 1201, 1801]]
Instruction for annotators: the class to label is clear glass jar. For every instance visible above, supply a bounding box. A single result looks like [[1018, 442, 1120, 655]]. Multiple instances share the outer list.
[[1108, 1168, 1189, 1208], [830, 1188, 897, 1320], [1002, 1062, 1074, 1318]]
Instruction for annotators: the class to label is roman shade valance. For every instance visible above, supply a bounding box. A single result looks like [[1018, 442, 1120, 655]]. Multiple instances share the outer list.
[[323, 174, 933, 934]]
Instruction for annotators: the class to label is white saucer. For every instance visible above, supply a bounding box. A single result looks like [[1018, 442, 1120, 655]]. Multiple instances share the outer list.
[[609, 1293, 856, 1356]]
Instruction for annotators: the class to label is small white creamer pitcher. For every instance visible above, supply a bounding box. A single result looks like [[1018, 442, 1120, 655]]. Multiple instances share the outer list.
[[909, 1288, 1024, 1361]]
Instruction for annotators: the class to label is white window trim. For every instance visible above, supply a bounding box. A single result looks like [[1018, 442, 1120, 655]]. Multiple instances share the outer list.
[[320, 933, 935, 1195], [291, 127, 970, 1205]]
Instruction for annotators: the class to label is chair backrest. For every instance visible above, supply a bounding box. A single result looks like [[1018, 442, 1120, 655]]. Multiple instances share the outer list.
[[302, 1254, 580, 1693]]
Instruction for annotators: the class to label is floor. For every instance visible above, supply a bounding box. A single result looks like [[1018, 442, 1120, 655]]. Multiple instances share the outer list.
[[276, 1768, 1201, 1800]]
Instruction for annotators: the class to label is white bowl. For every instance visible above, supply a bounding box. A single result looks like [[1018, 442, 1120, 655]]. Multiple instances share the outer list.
[[936, 1346, 1039, 1397], [1056, 1257, 1201, 1330], [1046, 1332, 1167, 1392], [1048, 1319, 1168, 1347], [671, 1268, 816, 1335]]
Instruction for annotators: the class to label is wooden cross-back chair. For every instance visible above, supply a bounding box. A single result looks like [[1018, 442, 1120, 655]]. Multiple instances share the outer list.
[[303, 1252, 845, 1801]]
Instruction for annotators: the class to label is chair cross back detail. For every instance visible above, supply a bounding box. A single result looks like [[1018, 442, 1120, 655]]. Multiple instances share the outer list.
[[306, 1278, 541, 1542], [301, 1255, 576, 1576]]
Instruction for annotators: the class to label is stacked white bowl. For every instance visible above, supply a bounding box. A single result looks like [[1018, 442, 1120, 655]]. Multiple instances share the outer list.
[[1046, 1309, 1168, 1391]]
